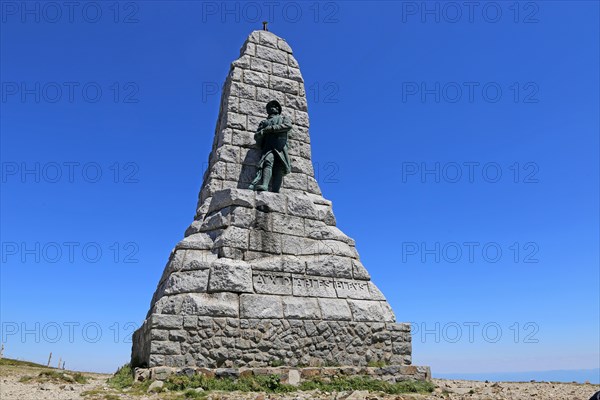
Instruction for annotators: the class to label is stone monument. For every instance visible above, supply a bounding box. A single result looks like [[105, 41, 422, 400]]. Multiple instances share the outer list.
[[131, 30, 429, 382]]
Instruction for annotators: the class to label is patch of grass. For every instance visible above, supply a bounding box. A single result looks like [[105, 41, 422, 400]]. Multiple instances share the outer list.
[[101, 395, 121, 400], [163, 374, 295, 393], [0, 358, 48, 368], [181, 389, 208, 399], [367, 361, 387, 368], [323, 361, 341, 367], [269, 359, 284, 367], [46, 371, 88, 384], [20, 370, 88, 384], [81, 388, 105, 396], [299, 376, 435, 394], [88, 365, 434, 398], [130, 379, 153, 395], [82, 391, 122, 400], [162, 373, 433, 395], [107, 363, 133, 389]]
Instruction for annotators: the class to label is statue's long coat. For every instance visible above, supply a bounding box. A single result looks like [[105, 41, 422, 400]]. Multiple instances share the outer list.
[[251, 114, 292, 183]]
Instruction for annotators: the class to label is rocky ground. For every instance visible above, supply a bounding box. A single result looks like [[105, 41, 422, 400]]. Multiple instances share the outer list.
[[1, 359, 598, 400]]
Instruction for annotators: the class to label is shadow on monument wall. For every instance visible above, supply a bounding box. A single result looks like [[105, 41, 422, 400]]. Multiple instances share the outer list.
[[238, 148, 261, 189]]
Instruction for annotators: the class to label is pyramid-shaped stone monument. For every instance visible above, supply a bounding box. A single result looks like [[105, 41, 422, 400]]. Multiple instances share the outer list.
[[132, 30, 429, 381]]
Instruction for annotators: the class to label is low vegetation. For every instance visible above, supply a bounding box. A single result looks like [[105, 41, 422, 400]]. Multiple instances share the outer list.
[[299, 376, 435, 394], [99, 363, 434, 397], [164, 373, 295, 393], [107, 363, 134, 389], [1, 358, 89, 385], [19, 370, 89, 384], [0, 358, 48, 368]]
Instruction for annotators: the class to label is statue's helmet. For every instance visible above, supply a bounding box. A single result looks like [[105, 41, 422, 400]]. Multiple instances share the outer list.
[[266, 100, 282, 114]]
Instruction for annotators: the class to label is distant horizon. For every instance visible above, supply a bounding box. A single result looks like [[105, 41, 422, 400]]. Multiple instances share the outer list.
[[2, 354, 598, 385], [434, 368, 600, 385]]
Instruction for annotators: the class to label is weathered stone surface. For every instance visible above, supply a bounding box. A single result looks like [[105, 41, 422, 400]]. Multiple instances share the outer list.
[[249, 230, 281, 254], [306, 256, 352, 279], [272, 213, 304, 236], [368, 282, 387, 300], [314, 204, 336, 225], [240, 294, 283, 318], [318, 298, 352, 321], [352, 259, 371, 280], [214, 226, 248, 249], [199, 209, 229, 232], [287, 369, 301, 386], [207, 259, 253, 293], [281, 236, 319, 256], [255, 191, 286, 213], [250, 57, 271, 74], [251, 255, 305, 274], [177, 293, 239, 317], [282, 296, 321, 319], [287, 195, 318, 219], [348, 300, 387, 322], [380, 301, 397, 322], [230, 81, 255, 100], [288, 55, 300, 68], [151, 315, 183, 329], [281, 172, 308, 191], [306, 223, 355, 246], [150, 329, 169, 341], [164, 270, 209, 295], [160, 250, 185, 278], [176, 233, 213, 250], [138, 318, 413, 369], [244, 70, 269, 88], [150, 366, 175, 380], [209, 189, 255, 213], [254, 31, 278, 48], [256, 44, 288, 64], [229, 206, 253, 227], [320, 240, 358, 258]]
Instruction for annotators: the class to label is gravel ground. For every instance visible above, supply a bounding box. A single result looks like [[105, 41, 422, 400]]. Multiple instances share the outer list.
[[1, 362, 598, 400]]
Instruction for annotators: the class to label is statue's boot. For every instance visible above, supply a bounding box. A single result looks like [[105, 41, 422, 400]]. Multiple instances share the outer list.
[[254, 163, 272, 192], [271, 166, 284, 193]]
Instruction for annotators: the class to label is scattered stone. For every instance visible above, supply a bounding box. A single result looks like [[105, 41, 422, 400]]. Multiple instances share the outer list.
[[134, 367, 150, 381], [147, 380, 164, 393], [151, 366, 174, 381], [344, 390, 370, 400]]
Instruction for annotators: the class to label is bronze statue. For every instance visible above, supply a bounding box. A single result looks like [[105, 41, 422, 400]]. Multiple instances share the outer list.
[[248, 100, 292, 192]]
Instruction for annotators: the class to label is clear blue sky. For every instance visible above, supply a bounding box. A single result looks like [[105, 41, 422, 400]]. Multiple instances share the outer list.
[[1, 1, 598, 380]]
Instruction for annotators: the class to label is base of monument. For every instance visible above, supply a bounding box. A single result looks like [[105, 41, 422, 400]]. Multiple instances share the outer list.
[[133, 364, 431, 385], [132, 315, 413, 369]]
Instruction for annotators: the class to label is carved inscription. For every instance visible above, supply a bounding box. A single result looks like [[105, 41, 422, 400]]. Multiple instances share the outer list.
[[253, 271, 375, 300], [253, 273, 293, 295], [334, 279, 371, 300], [292, 275, 337, 298]]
